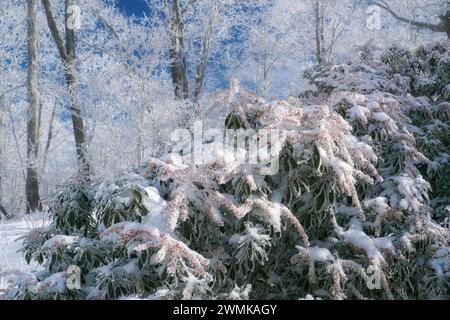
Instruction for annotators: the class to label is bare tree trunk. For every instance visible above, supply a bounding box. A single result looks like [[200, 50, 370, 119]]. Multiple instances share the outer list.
[[262, 51, 270, 97], [193, 8, 215, 109], [0, 98, 5, 216], [42, 0, 91, 180], [169, 23, 182, 99], [319, 3, 325, 60], [173, 0, 189, 100], [136, 106, 145, 167], [445, 1, 450, 38], [26, 0, 42, 214], [65, 0, 91, 180], [37, 97, 43, 145], [168, 0, 189, 100], [313, 0, 325, 64], [41, 102, 57, 175]]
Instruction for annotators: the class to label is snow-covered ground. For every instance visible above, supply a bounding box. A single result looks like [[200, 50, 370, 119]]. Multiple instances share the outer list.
[[0, 213, 50, 289]]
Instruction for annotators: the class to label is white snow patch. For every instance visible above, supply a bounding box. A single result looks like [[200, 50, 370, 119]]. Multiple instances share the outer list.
[[337, 218, 385, 267], [346, 105, 370, 123], [42, 235, 80, 250], [0, 212, 49, 289], [306, 246, 334, 262], [371, 112, 391, 122]]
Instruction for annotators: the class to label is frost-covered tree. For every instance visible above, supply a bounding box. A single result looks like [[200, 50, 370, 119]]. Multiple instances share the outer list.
[[146, 0, 249, 107], [375, 0, 450, 39], [0, 0, 190, 214], [235, 0, 364, 98], [234, 0, 302, 97], [26, 0, 42, 213], [41, 0, 92, 179]]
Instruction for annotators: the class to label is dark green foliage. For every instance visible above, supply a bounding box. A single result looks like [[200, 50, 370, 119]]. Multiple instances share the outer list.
[[51, 183, 96, 237]]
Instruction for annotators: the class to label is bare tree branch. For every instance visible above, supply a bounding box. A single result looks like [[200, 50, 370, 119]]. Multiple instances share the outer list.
[[374, 1, 445, 33], [0, 84, 26, 100], [96, 14, 140, 76]]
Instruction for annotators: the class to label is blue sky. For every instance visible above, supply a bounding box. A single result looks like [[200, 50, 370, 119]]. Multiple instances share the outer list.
[[115, 0, 149, 16]]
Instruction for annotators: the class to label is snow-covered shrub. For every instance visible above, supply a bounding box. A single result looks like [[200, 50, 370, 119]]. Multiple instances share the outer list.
[[301, 41, 450, 299], [3, 43, 449, 300], [51, 183, 96, 237], [382, 42, 450, 100]]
